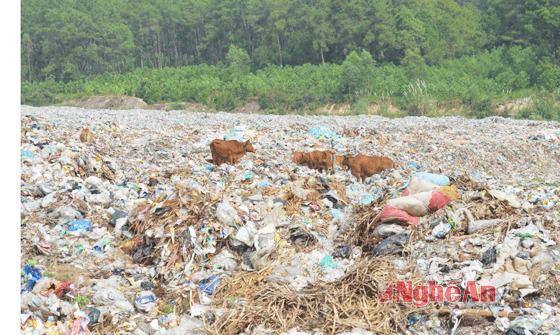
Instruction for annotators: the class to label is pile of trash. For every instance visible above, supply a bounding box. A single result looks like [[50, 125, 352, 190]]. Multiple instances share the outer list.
[[20, 106, 560, 335]]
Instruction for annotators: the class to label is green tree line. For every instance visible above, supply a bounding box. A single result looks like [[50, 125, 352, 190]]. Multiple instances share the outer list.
[[21, 0, 560, 119]]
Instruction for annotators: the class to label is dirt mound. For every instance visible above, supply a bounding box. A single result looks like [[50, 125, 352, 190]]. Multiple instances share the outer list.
[[74, 96, 148, 110], [231, 101, 262, 114]]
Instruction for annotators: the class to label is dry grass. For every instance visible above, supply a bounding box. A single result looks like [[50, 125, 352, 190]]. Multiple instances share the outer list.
[[207, 258, 433, 334]]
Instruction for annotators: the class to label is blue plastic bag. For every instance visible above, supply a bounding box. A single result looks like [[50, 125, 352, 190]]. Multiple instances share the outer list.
[[330, 209, 342, 219], [361, 193, 377, 205], [68, 220, 92, 232], [392, 172, 450, 198], [21, 151, 35, 158], [198, 275, 221, 295], [413, 172, 450, 186], [22, 265, 41, 293]]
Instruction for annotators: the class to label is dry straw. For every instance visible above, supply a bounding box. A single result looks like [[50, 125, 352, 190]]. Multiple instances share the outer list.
[[207, 258, 432, 334]]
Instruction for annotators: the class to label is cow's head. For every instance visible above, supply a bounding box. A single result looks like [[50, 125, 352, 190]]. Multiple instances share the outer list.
[[335, 155, 347, 171], [243, 140, 256, 152], [293, 151, 303, 164], [341, 154, 353, 169]]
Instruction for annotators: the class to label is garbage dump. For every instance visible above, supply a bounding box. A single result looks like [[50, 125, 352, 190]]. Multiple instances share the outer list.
[[20, 106, 560, 335]]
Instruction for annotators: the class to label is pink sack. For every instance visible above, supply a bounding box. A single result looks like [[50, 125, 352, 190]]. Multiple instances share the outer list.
[[428, 190, 451, 211], [376, 205, 419, 225], [411, 190, 451, 211]]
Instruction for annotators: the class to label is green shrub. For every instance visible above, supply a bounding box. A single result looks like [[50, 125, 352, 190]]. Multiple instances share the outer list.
[[75, 296, 90, 308], [167, 103, 185, 111]]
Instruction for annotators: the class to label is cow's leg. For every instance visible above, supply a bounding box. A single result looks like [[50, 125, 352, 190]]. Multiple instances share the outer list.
[[353, 170, 361, 183]]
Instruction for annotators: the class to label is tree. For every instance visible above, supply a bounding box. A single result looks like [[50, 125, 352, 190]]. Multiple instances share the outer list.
[[341, 51, 361, 96], [402, 48, 427, 79], [227, 45, 251, 77], [22, 33, 33, 82]]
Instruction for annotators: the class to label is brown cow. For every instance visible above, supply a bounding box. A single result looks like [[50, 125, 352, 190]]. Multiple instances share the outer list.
[[79, 129, 94, 143], [293, 150, 342, 174], [324, 150, 347, 172], [209, 139, 256, 166], [341, 154, 395, 183]]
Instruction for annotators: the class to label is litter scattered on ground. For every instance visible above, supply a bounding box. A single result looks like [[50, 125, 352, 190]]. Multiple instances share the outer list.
[[20, 106, 560, 334]]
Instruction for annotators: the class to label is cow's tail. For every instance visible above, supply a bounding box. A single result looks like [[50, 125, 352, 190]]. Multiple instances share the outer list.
[[330, 152, 335, 174]]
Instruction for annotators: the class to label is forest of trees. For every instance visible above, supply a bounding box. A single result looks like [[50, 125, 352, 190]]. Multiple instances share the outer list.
[[21, 0, 560, 119]]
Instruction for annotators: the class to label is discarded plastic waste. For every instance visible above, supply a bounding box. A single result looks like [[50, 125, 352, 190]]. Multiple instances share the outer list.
[[330, 209, 343, 219], [373, 233, 410, 256], [21, 150, 35, 158], [85, 307, 100, 327], [19, 107, 560, 335], [432, 222, 452, 238], [332, 244, 352, 259], [319, 254, 338, 269], [68, 220, 92, 232], [198, 275, 221, 295], [480, 246, 497, 266], [22, 265, 41, 292]]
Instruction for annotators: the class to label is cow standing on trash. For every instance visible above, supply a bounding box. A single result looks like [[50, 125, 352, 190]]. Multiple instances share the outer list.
[[341, 154, 395, 183], [209, 139, 256, 166], [293, 150, 345, 174], [79, 128, 94, 143]]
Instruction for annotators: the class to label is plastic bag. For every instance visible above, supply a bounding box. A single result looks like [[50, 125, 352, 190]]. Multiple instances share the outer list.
[[197, 275, 221, 295], [393, 173, 449, 198], [235, 225, 257, 246], [135, 291, 156, 313], [263, 206, 286, 227], [216, 199, 238, 226], [68, 220, 92, 232], [489, 190, 521, 208], [413, 172, 450, 186], [22, 265, 41, 292], [290, 183, 313, 200], [211, 250, 238, 271], [468, 219, 501, 234], [92, 287, 134, 312]]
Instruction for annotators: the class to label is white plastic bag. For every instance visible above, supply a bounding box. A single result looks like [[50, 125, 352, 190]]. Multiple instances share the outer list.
[[290, 183, 313, 200], [216, 198, 239, 226]]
